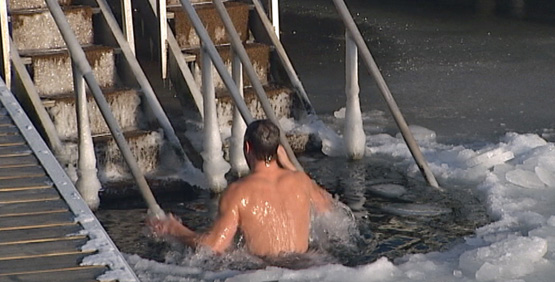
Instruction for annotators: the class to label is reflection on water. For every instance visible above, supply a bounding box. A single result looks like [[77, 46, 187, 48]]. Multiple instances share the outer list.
[[95, 152, 489, 270]]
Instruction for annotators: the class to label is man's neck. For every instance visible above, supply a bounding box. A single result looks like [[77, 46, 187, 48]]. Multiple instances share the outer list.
[[250, 160, 280, 174]]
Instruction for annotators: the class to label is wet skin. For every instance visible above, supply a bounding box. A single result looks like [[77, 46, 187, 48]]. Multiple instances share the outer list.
[[148, 145, 333, 256]]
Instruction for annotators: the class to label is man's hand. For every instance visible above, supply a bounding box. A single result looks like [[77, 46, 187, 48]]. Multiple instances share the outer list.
[[146, 213, 195, 241]]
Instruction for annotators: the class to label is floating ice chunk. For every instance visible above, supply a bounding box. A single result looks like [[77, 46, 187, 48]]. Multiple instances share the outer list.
[[334, 107, 346, 119], [459, 236, 547, 281], [535, 166, 555, 187], [506, 168, 546, 189], [503, 133, 548, 156], [396, 125, 436, 143], [466, 148, 514, 168], [367, 183, 407, 199], [380, 203, 451, 216]]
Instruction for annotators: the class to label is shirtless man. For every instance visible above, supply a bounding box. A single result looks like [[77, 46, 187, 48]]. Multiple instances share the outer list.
[[148, 119, 333, 256]]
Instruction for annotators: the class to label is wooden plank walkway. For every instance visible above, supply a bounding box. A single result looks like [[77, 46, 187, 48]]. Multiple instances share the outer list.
[[0, 82, 138, 281]]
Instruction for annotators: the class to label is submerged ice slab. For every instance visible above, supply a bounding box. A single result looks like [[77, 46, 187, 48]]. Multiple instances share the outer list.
[[380, 203, 452, 217], [367, 183, 407, 199]]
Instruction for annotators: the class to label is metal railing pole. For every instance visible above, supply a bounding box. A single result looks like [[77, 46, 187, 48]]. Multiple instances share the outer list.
[[9, 38, 64, 154], [45, 0, 165, 217], [95, 0, 191, 169], [344, 31, 366, 160], [251, 0, 314, 115], [121, 0, 135, 54], [178, 0, 253, 124], [0, 0, 9, 88], [212, 0, 304, 172], [230, 50, 249, 176], [146, 0, 204, 116], [73, 63, 102, 210], [201, 46, 229, 191], [332, 0, 441, 190], [157, 0, 167, 79]]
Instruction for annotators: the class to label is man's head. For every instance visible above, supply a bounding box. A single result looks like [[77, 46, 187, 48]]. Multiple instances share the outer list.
[[244, 119, 280, 164]]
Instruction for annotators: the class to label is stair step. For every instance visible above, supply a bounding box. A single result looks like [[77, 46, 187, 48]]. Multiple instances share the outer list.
[[188, 42, 270, 90], [7, 0, 72, 12], [11, 6, 93, 51], [22, 45, 118, 97], [167, 0, 211, 7], [215, 85, 293, 127], [169, 1, 249, 49], [62, 130, 166, 180], [43, 88, 143, 140]]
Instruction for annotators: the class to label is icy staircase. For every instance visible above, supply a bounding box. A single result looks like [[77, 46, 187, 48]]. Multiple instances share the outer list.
[[162, 0, 309, 151], [9, 0, 168, 185]]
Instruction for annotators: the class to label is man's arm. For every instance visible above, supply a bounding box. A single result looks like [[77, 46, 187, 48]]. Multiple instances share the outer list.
[[147, 187, 240, 253], [307, 176, 333, 214]]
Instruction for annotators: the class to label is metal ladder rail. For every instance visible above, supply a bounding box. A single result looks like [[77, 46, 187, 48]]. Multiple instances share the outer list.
[[94, 0, 195, 170], [176, 0, 304, 172], [332, 0, 441, 190], [45, 0, 165, 217], [211, 0, 304, 171]]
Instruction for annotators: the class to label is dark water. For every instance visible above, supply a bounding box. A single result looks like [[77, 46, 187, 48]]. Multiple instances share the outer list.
[[280, 0, 555, 144], [96, 0, 553, 271], [95, 152, 489, 267]]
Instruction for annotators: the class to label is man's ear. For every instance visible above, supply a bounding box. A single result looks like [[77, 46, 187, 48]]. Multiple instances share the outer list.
[[244, 141, 251, 154]]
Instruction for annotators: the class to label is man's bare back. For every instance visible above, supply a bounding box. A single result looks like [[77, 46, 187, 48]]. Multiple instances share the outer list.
[[148, 120, 332, 256]]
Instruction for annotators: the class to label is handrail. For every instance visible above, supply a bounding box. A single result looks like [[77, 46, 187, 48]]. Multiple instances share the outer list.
[[212, 0, 304, 172], [94, 0, 194, 171], [0, 0, 9, 88], [8, 37, 64, 154], [251, 0, 315, 115], [146, 0, 204, 116], [121, 0, 135, 54], [332, 0, 441, 190], [45, 0, 165, 217]]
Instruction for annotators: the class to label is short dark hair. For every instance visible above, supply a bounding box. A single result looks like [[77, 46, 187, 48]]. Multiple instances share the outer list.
[[244, 119, 280, 161]]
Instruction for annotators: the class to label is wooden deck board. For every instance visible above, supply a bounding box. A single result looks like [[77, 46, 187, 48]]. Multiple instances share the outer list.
[[0, 154, 37, 168], [0, 115, 14, 125], [0, 134, 25, 146], [0, 125, 18, 136], [0, 266, 109, 282], [0, 198, 67, 217], [0, 165, 46, 179], [0, 224, 82, 245], [0, 237, 89, 260], [0, 175, 52, 190], [0, 211, 75, 230], [0, 252, 96, 274], [0, 186, 60, 204], [0, 144, 31, 157]]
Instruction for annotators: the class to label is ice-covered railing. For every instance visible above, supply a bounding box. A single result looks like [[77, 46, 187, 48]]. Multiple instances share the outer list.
[[44, 0, 166, 216], [332, 0, 441, 190]]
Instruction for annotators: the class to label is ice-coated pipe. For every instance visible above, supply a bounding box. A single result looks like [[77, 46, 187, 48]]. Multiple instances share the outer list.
[[230, 51, 249, 176], [211, 0, 304, 172], [45, 0, 165, 217], [201, 47, 230, 192], [94, 0, 192, 169], [332, 0, 441, 190], [344, 32, 366, 160], [73, 64, 102, 210]]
